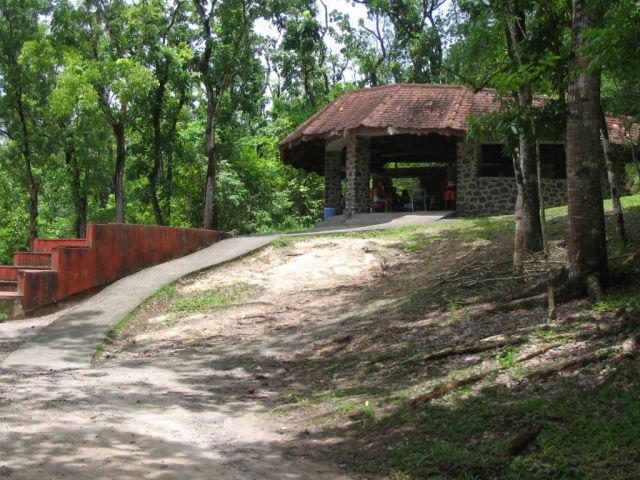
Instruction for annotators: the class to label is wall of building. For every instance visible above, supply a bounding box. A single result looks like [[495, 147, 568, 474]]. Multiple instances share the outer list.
[[456, 140, 629, 217]]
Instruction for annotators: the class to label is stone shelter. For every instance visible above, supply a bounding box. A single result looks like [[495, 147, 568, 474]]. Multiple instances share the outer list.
[[279, 83, 637, 217]]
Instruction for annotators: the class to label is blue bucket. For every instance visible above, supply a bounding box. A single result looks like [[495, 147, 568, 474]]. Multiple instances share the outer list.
[[324, 207, 337, 220]]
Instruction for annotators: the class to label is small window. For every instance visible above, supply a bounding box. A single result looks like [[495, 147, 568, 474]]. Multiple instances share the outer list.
[[479, 144, 515, 177], [479, 143, 567, 179]]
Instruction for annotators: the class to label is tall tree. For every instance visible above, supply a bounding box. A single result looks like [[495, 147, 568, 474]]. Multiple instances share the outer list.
[[81, 0, 156, 223], [129, 0, 192, 225], [191, 0, 256, 230], [565, 0, 608, 291], [501, 1, 543, 265], [0, 0, 52, 248]]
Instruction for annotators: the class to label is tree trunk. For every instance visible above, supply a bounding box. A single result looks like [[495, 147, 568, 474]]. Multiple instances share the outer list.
[[566, 0, 608, 291], [16, 90, 38, 249], [512, 153, 525, 273], [27, 174, 38, 251], [166, 144, 174, 224], [164, 91, 186, 225], [65, 140, 87, 238], [150, 80, 166, 226], [517, 122, 543, 253], [632, 144, 640, 182], [112, 121, 126, 224], [535, 135, 556, 319], [506, 10, 543, 254], [203, 84, 218, 230], [599, 108, 626, 242]]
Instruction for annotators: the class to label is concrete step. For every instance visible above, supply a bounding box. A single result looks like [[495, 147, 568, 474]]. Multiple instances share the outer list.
[[0, 292, 24, 319], [0, 266, 18, 281], [33, 238, 87, 253], [0, 280, 18, 292], [13, 252, 52, 269]]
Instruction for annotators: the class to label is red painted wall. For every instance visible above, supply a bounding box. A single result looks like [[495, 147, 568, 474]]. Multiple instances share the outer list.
[[17, 223, 225, 312], [13, 252, 52, 268], [0, 267, 18, 281], [33, 238, 87, 253], [20, 270, 58, 312]]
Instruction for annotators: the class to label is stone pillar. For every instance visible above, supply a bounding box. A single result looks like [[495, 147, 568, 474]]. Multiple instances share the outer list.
[[324, 149, 343, 212], [455, 140, 476, 215], [344, 135, 371, 216]]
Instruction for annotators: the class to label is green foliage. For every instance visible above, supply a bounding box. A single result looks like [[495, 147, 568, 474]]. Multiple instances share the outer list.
[[625, 163, 640, 195], [0, 0, 636, 269], [495, 348, 519, 369], [594, 291, 640, 313], [171, 282, 254, 312], [585, 0, 640, 121]]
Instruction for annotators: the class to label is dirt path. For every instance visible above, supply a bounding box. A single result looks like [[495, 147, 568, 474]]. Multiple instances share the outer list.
[[0, 358, 343, 479], [0, 236, 394, 479]]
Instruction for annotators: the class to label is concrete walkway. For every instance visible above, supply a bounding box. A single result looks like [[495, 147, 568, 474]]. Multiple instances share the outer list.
[[2, 235, 275, 370], [305, 210, 453, 234], [1, 211, 452, 371]]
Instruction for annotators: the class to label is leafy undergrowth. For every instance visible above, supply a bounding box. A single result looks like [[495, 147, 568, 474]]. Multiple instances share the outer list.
[[113, 195, 640, 479]]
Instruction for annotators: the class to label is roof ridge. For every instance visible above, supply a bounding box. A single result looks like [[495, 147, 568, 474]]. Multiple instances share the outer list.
[[446, 88, 472, 127]]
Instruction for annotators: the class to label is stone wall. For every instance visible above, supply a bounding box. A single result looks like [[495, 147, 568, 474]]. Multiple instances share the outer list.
[[324, 150, 343, 213], [456, 140, 630, 217], [344, 135, 371, 216]]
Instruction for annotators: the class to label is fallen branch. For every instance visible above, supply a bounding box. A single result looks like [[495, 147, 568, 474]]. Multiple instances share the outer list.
[[402, 336, 525, 365], [490, 293, 547, 313], [412, 371, 490, 407], [515, 343, 562, 363], [459, 275, 526, 288], [505, 424, 542, 456], [529, 347, 614, 378]]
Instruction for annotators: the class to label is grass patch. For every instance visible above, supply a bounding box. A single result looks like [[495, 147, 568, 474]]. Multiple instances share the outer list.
[[339, 399, 376, 420], [171, 282, 255, 312], [271, 235, 302, 248], [94, 306, 140, 359], [594, 290, 640, 312]]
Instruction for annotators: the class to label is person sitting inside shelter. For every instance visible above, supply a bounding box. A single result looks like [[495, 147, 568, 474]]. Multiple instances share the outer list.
[[371, 178, 394, 212], [444, 180, 456, 210]]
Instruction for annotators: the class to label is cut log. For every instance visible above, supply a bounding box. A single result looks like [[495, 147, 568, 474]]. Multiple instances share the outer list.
[[505, 424, 542, 456]]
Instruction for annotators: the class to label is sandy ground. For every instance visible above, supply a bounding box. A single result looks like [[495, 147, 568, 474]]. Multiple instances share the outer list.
[[0, 237, 396, 480]]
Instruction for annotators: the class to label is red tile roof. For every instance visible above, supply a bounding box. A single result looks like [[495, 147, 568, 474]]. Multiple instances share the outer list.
[[280, 83, 638, 150]]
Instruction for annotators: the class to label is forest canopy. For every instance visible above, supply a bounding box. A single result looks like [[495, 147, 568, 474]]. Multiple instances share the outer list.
[[0, 0, 638, 281]]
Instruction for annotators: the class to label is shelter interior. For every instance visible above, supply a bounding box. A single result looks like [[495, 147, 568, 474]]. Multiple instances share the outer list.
[[314, 132, 458, 215]]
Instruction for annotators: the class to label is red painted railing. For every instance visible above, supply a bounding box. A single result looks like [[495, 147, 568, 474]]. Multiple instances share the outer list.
[[2, 223, 227, 313], [13, 252, 52, 268], [0, 267, 18, 281]]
